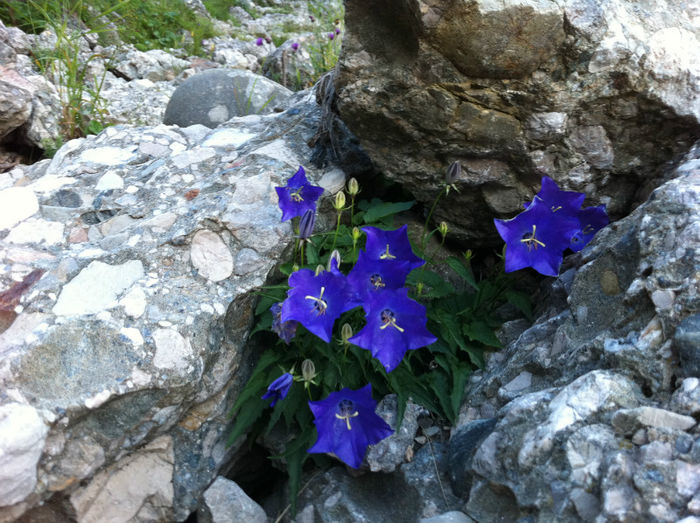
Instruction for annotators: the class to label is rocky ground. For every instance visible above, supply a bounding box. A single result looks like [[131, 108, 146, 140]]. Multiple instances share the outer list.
[[1, 0, 699, 522]]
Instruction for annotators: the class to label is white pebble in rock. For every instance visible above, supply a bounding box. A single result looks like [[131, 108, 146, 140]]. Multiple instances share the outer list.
[[53, 260, 144, 316], [152, 328, 192, 374], [0, 403, 48, 506], [0, 187, 39, 230], [190, 230, 234, 282]]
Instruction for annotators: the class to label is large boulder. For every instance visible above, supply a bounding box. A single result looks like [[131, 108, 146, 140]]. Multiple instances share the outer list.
[[448, 143, 700, 521], [334, 0, 700, 246], [0, 89, 342, 521], [163, 68, 294, 128]]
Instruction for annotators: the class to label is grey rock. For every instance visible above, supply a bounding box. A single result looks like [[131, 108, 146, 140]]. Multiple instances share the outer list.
[[199, 477, 267, 523], [611, 407, 696, 435], [163, 69, 293, 128], [0, 67, 32, 140], [676, 314, 700, 377], [334, 0, 700, 245], [671, 378, 700, 416], [447, 418, 497, 498], [366, 395, 423, 473], [420, 512, 473, 523], [113, 47, 190, 82], [0, 88, 337, 521]]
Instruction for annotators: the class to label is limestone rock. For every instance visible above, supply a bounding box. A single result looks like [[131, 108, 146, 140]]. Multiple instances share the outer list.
[[0, 88, 336, 520], [334, 0, 700, 245], [163, 69, 294, 128], [199, 477, 267, 523]]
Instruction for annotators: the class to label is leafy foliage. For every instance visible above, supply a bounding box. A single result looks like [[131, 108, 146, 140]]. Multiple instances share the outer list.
[[229, 176, 532, 515]]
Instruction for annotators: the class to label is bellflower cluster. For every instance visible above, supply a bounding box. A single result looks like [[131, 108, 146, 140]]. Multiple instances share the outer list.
[[494, 176, 609, 276], [267, 169, 437, 468]]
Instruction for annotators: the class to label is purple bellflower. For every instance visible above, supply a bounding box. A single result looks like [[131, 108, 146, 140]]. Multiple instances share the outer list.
[[262, 372, 293, 407], [270, 302, 298, 344], [328, 32, 335, 40], [281, 261, 354, 343], [362, 225, 425, 271], [275, 166, 324, 222], [298, 209, 316, 240], [494, 198, 580, 277], [346, 250, 413, 306], [255, 37, 264, 46], [349, 288, 437, 373], [525, 176, 585, 214], [569, 205, 609, 252], [291, 42, 299, 51], [308, 384, 393, 468]]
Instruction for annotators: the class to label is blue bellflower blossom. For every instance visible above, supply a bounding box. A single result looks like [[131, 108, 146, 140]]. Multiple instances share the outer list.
[[494, 198, 580, 277], [525, 176, 586, 214], [349, 288, 437, 373], [270, 302, 298, 344], [281, 262, 354, 343], [569, 204, 609, 252], [262, 372, 293, 407], [362, 225, 425, 271], [308, 384, 393, 468], [346, 250, 413, 306], [275, 166, 324, 222]]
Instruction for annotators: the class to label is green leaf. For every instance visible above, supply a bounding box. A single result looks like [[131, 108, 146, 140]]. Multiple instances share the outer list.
[[506, 289, 533, 321], [446, 257, 479, 291], [362, 199, 415, 223], [280, 426, 314, 517], [463, 320, 502, 348], [407, 269, 455, 298], [227, 396, 267, 445]]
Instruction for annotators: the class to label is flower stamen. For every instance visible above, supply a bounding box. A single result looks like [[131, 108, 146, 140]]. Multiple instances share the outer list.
[[335, 410, 359, 430], [305, 286, 328, 315], [520, 225, 546, 251], [336, 399, 359, 430], [379, 309, 405, 332], [379, 244, 396, 260], [551, 205, 562, 212], [369, 274, 386, 289], [289, 187, 304, 202]]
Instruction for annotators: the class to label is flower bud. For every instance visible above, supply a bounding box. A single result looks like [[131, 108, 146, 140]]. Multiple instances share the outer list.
[[301, 359, 316, 382], [292, 263, 300, 272], [439, 221, 448, 238], [334, 191, 346, 210], [341, 323, 353, 343], [315, 264, 325, 276], [464, 249, 473, 261], [328, 249, 341, 271], [352, 227, 362, 242], [298, 209, 316, 239], [446, 161, 461, 184], [347, 177, 359, 196]]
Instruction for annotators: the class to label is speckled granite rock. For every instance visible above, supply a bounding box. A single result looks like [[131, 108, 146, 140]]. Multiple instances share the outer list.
[[0, 88, 343, 521]]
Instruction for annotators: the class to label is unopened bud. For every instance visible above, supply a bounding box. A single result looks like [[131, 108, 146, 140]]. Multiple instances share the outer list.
[[439, 221, 448, 238], [298, 209, 316, 240], [446, 161, 461, 184], [314, 264, 325, 276], [341, 323, 353, 343], [334, 191, 346, 210], [301, 359, 316, 382], [464, 249, 473, 261], [352, 227, 362, 242], [347, 177, 359, 196], [292, 263, 300, 272], [328, 249, 341, 271]]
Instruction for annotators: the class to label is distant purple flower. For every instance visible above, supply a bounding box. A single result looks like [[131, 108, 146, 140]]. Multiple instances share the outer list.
[[308, 384, 393, 468], [346, 250, 413, 306], [335, 27, 341, 35], [281, 264, 354, 343], [494, 198, 579, 276], [291, 42, 299, 51], [362, 225, 425, 271], [270, 302, 297, 344], [275, 166, 324, 222], [255, 37, 264, 46], [262, 372, 293, 407], [349, 288, 437, 373], [569, 204, 609, 252], [328, 32, 335, 40], [309, 15, 315, 22]]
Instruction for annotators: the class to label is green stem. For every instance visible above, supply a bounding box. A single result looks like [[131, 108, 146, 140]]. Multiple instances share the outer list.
[[331, 211, 342, 252], [421, 187, 447, 256]]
